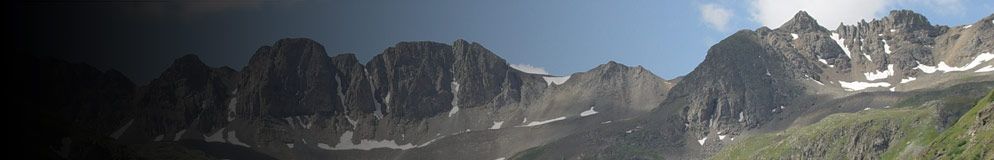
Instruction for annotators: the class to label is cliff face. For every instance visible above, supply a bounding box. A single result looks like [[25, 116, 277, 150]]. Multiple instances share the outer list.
[[24, 9, 994, 160], [27, 37, 674, 159]]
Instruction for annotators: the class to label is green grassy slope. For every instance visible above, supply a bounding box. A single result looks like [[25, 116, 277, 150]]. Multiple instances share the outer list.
[[713, 88, 994, 160], [920, 89, 994, 159]]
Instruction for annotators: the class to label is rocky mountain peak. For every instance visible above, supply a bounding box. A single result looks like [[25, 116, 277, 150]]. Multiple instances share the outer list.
[[153, 54, 214, 89], [884, 10, 932, 31], [172, 54, 208, 68], [779, 10, 828, 33]]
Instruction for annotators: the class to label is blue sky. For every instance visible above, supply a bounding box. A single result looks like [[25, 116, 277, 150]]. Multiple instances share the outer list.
[[23, 0, 994, 82]]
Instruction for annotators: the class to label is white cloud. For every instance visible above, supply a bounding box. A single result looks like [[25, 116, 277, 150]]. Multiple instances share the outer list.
[[510, 64, 550, 75], [750, 0, 889, 28], [699, 3, 734, 31]]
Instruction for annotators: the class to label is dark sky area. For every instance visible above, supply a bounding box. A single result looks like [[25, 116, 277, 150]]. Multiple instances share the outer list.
[[16, 0, 722, 84], [15, 0, 992, 84]]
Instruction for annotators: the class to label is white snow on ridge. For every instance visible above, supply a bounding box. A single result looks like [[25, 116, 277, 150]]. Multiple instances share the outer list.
[[977, 66, 994, 72], [890, 29, 897, 32], [543, 76, 571, 86], [110, 119, 134, 139], [580, 107, 599, 117], [839, 81, 891, 91], [227, 131, 251, 148], [917, 53, 994, 73], [490, 121, 504, 129], [882, 39, 893, 54], [863, 54, 873, 62], [698, 137, 708, 145], [864, 64, 895, 81], [718, 135, 727, 140], [900, 77, 917, 84], [831, 33, 852, 58], [964, 25, 973, 29], [522, 116, 567, 127], [791, 33, 799, 40]]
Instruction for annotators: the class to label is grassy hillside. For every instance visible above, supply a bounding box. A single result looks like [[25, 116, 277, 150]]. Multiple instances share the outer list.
[[920, 89, 994, 159], [713, 88, 994, 159]]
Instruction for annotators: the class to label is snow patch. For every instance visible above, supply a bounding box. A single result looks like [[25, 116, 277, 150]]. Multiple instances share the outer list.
[[882, 39, 892, 54], [976, 65, 994, 72], [719, 135, 726, 140], [490, 121, 504, 130], [110, 119, 134, 139], [917, 53, 994, 73], [227, 131, 251, 148], [738, 112, 745, 122], [698, 137, 708, 145], [964, 25, 973, 29], [227, 97, 238, 122], [601, 121, 613, 124], [864, 64, 895, 81], [495, 157, 506, 160], [522, 116, 567, 127], [346, 115, 358, 129], [863, 54, 873, 62], [335, 75, 347, 111], [831, 33, 852, 58], [542, 76, 571, 86], [889, 29, 897, 32], [204, 128, 226, 143], [580, 107, 599, 117], [864, 108, 872, 111], [889, 87, 896, 92], [284, 117, 296, 129], [817, 56, 835, 68], [449, 82, 460, 117], [790, 33, 798, 40], [809, 77, 824, 85], [173, 129, 186, 141], [839, 81, 891, 91], [900, 77, 917, 83], [321, 131, 438, 150], [153, 135, 164, 142], [286, 143, 295, 149]]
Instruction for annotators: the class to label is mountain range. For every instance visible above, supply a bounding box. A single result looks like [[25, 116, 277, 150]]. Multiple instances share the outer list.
[[22, 10, 994, 159]]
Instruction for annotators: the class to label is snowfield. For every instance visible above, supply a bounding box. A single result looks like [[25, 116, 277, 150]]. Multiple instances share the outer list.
[[916, 52, 994, 73], [831, 33, 852, 58], [522, 116, 567, 127], [864, 64, 895, 81], [490, 121, 504, 129], [580, 107, 599, 117], [839, 81, 891, 91], [110, 119, 134, 139]]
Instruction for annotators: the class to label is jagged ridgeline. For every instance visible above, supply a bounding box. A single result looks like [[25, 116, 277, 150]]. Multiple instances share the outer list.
[[22, 9, 994, 160]]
